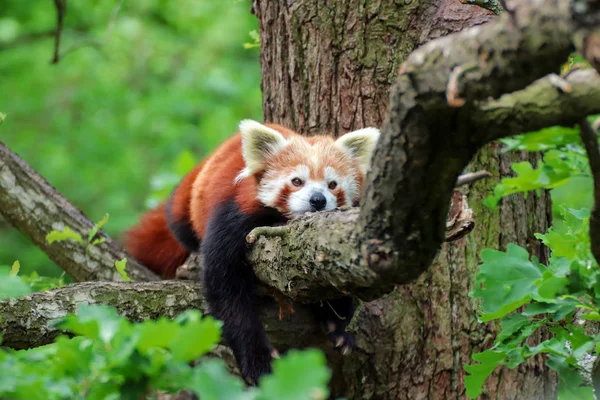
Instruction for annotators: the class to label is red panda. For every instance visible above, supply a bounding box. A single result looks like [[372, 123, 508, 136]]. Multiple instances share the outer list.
[[124, 120, 380, 384]]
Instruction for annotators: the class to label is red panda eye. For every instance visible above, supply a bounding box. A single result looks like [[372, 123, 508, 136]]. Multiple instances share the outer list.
[[328, 181, 338, 190], [291, 178, 303, 187]]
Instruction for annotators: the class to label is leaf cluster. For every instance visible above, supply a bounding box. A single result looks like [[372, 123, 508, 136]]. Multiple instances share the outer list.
[[466, 112, 600, 398], [0, 304, 331, 400]]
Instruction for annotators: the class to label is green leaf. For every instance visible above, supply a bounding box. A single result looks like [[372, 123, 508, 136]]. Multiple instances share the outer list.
[[243, 30, 261, 49], [9, 260, 20, 277], [501, 126, 580, 152], [0, 266, 31, 300], [484, 151, 580, 208], [90, 237, 107, 247], [581, 311, 600, 321], [46, 227, 84, 244], [537, 277, 568, 299], [479, 298, 531, 322], [523, 301, 565, 316], [115, 258, 130, 282], [87, 213, 109, 243], [464, 350, 506, 399], [59, 304, 124, 345], [496, 314, 530, 343], [0, 112, 6, 124], [546, 354, 594, 400], [473, 244, 542, 316], [136, 317, 179, 353], [566, 326, 594, 359], [527, 337, 570, 358], [188, 359, 252, 400], [553, 302, 577, 322], [168, 315, 221, 362], [257, 349, 331, 400]]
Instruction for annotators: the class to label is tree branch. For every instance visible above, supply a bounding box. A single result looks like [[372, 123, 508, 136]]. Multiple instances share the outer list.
[[355, 0, 600, 286], [0, 141, 158, 282], [50, 0, 124, 64], [579, 118, 600, 265], [0, 281, 320, 351], [472, 70, 600, 142]]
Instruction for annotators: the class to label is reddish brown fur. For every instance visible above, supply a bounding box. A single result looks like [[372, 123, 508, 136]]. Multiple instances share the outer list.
[[123, 204, 189, 278], [334, 190, 347, 207], [168, 161, 205, 225], [124, 124, 298, 277], [275, 186, 291, 211]]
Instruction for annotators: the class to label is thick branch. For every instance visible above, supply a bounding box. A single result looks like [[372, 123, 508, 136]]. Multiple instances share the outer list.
[[0, 141, 158, 282], [249, 191, 475, 301], [356, 0, 600, 285], [580, 118, 600, 265], [473, 70, 600, 142], [0, 281, 320, 351]]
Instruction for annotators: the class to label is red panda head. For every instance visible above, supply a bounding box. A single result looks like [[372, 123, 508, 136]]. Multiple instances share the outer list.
[[236, 120, 380, 216]]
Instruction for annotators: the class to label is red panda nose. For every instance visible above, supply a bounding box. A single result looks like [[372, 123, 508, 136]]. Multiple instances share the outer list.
[[309, 192, 327, 211]]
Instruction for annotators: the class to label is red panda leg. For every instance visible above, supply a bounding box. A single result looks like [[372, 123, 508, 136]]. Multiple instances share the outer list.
[[166, 186, 200, 252], [201, 199, 285, 384]]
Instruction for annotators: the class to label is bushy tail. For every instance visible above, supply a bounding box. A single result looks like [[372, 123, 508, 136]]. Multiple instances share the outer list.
[[123, 204, 189, 278]]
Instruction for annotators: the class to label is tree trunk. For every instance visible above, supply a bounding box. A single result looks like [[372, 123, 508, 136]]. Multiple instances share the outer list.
[[254, 0, 556, 398]]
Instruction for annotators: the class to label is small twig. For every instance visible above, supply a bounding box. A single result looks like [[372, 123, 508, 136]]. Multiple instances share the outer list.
[[51, 0, 67, 64], [579, 118, 600, 264], [58, 40, 103, 60], [51, 0, 124, 64], [548, 73, 573, 93], [455, 170, 492, 187], [104, 0, 125, 43]]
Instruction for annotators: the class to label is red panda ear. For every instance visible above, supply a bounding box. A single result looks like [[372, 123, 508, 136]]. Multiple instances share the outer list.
[[335, 127, 380, 174], [237, 120, 288, 180]]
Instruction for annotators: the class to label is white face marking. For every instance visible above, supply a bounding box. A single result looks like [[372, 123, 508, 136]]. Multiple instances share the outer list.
[[324, 166, 358, 207], [256, 160, 360, 216], [288, 180, 337, 215]]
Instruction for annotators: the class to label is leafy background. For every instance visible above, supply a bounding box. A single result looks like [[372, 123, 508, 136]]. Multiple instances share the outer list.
[[0, 0, 262, 278]]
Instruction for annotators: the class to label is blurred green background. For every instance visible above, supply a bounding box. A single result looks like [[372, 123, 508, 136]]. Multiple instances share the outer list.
[[0, 0, 262, 277]]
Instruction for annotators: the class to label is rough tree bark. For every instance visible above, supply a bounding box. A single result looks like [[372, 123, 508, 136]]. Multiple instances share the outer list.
[[1, 1, 600, 399], [254, 0, 550, 398]]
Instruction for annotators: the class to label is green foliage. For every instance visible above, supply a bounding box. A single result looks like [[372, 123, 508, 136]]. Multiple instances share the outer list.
[[114, 258, 130, 282], [2, 260, 65, 294], [19, 271, 66, 292], [466, 115, 600, 398], [0, 304, 331, 400], [243, 30, 261, 49], [46, 214, 112, 256], [46, 227, 84, 245], [0, 0, 262, 278], [484, 148, 586, 209], [0, 265, 32, 300], [258, 350, 330, 400], [87, 213, 109, 246]]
